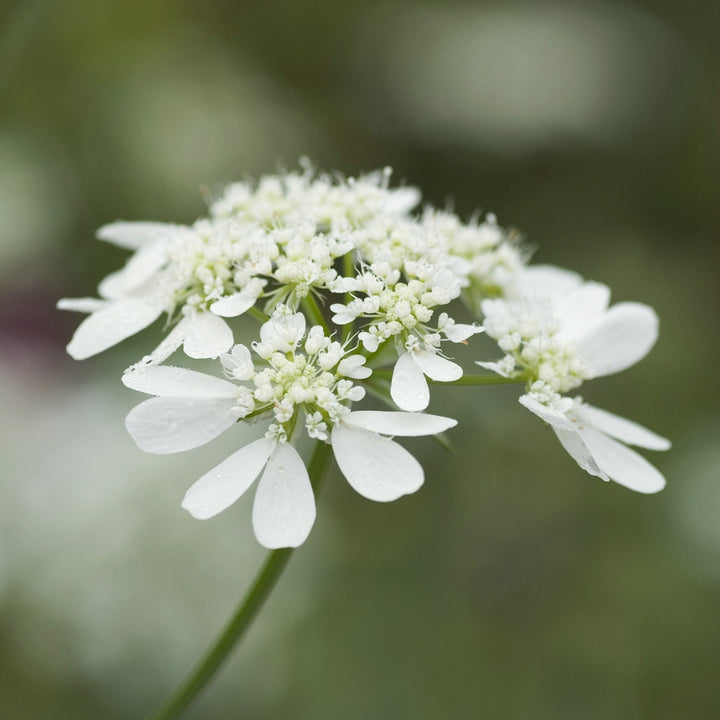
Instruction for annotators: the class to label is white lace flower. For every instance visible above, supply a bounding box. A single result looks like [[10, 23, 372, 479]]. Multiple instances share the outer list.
[[121, 341, 456, 547], [479, 266, 668, 491], [57, 222, 183, 360], [330, 259, 483, 411], [480, 266, 659, 388], [57, 220, 264, 365]]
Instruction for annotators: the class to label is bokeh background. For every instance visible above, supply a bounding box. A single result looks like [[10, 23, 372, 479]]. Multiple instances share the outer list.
[[1, 0, 718, 718]]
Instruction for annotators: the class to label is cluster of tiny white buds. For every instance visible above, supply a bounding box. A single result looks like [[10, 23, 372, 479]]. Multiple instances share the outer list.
[[526, 380, 575, 412], [481, 298, 591, 393], [215, 305, 373, 442]]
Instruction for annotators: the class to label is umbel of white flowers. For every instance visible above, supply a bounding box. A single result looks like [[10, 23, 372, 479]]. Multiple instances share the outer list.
[[59, 163, 670, 548]]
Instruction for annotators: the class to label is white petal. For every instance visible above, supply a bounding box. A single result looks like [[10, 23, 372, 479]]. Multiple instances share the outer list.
[[182, 438, 274, 519], [330, 306, 355, 325], [391, 352, 430, 412], [578, 426, 666, 493], [519, 394, 577, 431], [125, 396, 238, 454], [475, 360, 511, 377], [554, 282, 611, 341], [135, 319, 187, 367], [331, 423, 424, 502], [444, 323, 484, 343], [98, 245, 168, 299], [383, 186, 421, 214], [183, 312, 234, 359], [210, 292, 257, 318], [252, 443, 316, 548], [360, 333, 379, 352], [506, 264, 583, 300], [337, 355, 372, 379], [97, 221, 192, 250], [259, 311, 306, 352], [220, 344, 256, 381], [122, 365, 240, 398], [344, 411, 457, 437], [57, 297, 107, 313], [573, 404, 671, 451], [479, 297, 510, 322], [66, 298, 164, 360], [412, 350, 463, 382], [577, 302, 658, 376], [553, 428, 608, 480]]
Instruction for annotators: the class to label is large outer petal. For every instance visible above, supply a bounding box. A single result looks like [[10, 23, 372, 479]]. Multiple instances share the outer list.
[[519, 394, 577, 431], [211, 292, 257, 318], [331, 423, 424, 501], [98, 245, 168, 300], [391, 352, 429, 412], [66, 298, 165, 360], [125, 396, 238, 453], [443, 323, 483, 343], [182, 438, 274, 519], [574, 403, 671, 451], [554, 282, 611, 341], [134, 319, 188, 367], [182, 312, 234, 359], [412, 350, 463, 382], [344, 411, 457, 437], [97, 221, 192, 250], [576, 302, 658, 376], [553, 428, 608, 480], [505, 265, 583, 301], [122, 365, 240, 398], [57, 297, 107, 313], [252, 443, 316, 548], [578, 426, 666, 493]]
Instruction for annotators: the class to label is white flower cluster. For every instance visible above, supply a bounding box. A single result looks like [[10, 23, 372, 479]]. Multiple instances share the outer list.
[[480, 266, 670, 493], [59, 164, 670, 547], [121, 306, 455, 548]]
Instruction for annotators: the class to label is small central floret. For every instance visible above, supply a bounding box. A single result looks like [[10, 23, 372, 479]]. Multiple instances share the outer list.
[[223, 305, 369, 442], [482, 299, 592, 399], [330, 261, 465, 353], [166, 223, 244, 310]]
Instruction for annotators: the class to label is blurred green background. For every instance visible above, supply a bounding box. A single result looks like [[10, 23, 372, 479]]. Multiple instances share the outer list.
[[1, 0, 718, 718]]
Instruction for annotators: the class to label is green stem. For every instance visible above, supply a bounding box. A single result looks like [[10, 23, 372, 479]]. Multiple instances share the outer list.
[[300, 295, 330, 334], [368, 369, 527, 386], [144, 441, 333, 720], [247, 305, 270, 323], [436, 373, 527, 386], [341, 253, 355, 343]]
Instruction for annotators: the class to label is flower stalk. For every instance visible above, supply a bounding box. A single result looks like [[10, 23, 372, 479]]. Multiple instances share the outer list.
[[145, 440, 333, 720]]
